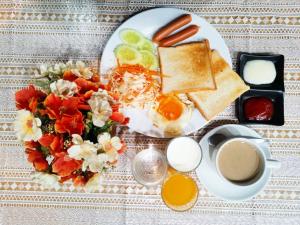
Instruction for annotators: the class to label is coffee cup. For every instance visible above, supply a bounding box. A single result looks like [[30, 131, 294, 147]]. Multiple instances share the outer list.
[[211, 137, 281, 186]]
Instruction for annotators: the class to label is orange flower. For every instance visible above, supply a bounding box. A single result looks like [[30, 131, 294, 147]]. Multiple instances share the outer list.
[[55, 111, 84, 135], [38, 133, 64, 155], [44, 93, 79, 119], [24, 141, 39, 150], [52, 154, 82, 177], [75, 78, 99, 93], [25, 149, 48, 171], [110, 112, 129, 125], [15, 85, 46, 113], [73, 175, 87, 186], [63, 70, 78, 81]]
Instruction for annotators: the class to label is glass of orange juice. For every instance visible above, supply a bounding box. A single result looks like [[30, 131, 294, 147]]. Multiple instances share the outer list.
[[161, 170, 198, 211]]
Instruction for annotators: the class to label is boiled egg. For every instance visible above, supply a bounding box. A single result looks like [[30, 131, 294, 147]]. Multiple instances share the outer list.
[[149, 94, 194, 136]]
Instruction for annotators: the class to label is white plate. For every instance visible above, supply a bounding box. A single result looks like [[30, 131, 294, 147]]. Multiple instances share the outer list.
[[100, 7, 232, 138], [196, 124, 271, 201]]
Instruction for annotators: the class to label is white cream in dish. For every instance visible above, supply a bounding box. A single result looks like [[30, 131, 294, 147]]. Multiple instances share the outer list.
[[167, 137, 202, 172], [243, 60, 276, 85]]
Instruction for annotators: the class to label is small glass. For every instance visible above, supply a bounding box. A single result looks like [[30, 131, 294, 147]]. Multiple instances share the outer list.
[[131, 146, 168, 186], [161, 172, 198, 212]]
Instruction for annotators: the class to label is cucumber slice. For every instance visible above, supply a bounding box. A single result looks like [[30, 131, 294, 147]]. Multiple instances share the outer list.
[[119, 29, 144, 46], [137, 38, 155, 52], [114, 44, 142, 65], [139, 50, 158, 70]]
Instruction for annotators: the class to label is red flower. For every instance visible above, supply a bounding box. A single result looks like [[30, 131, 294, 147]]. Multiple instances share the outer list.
[[75, 78, 99, 93], [63, 70, 77, 81], [52, 154, 82, 177], [24, 141, 39, 150], [73, 175, 87, 186], [55, 111, 84, 135], [15, 85, 46, 113], [118, 142, 127, 154], [110, 112, 129, 125], [25, 149, 48, 171], [38, 133, 64, 155], [44, 93, 79, 119]]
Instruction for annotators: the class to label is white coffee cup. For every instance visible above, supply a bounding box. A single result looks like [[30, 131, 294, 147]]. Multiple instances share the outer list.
[[211, 137, 281, 186]]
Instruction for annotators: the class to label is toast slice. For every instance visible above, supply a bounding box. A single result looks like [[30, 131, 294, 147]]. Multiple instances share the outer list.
[[158, 40, 216, 94], [188, 50, 250, 120]]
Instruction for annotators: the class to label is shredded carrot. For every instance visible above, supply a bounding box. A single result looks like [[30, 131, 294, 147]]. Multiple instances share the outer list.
[[108, 64, 160, 108]]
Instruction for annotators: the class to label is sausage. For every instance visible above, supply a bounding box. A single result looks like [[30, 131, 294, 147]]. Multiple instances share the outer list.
[[159, 25, 199, 47], [152, 14, 192, 43]]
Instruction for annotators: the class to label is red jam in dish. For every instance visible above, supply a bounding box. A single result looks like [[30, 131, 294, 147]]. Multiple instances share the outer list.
[[244, 97, 274, 121]]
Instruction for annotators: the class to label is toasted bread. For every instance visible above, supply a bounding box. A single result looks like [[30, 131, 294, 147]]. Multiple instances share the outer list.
[[158, 40, 216, 94], [188, 50, 250, 120]]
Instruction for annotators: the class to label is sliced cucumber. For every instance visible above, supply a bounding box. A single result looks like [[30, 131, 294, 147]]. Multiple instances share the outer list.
[[139, 50, 158, 70], [119, 29, 144, 46], [137, 38, 155, 52], [114, 44, 142, 65]]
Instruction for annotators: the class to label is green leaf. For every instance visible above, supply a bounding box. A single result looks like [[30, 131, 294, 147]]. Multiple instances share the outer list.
[[40, 146, 50, 157]]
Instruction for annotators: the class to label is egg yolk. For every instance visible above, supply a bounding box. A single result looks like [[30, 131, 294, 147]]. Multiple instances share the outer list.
[[157, 95, 183, 120]]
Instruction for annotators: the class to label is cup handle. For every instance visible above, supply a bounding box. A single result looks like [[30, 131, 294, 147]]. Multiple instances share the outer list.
[[266, 159, 281, 169]]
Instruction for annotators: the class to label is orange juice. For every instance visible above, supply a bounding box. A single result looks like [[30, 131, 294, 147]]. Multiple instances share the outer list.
[[161, 173, 198, 211]]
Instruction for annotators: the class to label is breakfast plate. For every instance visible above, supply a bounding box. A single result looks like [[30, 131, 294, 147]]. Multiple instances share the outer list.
[[100, 7, 232, 138], [196, 124, 272, 201]]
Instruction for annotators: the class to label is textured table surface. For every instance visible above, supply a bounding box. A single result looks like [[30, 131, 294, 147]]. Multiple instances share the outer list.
[[0, 1, 300, 225]]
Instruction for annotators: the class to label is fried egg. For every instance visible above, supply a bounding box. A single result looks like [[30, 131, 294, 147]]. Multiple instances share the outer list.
[[149, 94, 194, 136]]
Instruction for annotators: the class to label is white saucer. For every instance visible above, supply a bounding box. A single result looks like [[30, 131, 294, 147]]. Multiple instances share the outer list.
[[196, 124, 271, 201]]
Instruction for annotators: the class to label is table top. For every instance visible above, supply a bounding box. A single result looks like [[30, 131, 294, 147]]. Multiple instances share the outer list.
[[1, 1, 300, 225]]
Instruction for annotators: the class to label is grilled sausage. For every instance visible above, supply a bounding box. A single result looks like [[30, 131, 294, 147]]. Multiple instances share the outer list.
[[159, 25, 199, 47], [152, 14, 192, 43]]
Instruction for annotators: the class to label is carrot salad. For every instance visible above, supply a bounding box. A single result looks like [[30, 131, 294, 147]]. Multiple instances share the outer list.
[[108, 64, 160, 108]]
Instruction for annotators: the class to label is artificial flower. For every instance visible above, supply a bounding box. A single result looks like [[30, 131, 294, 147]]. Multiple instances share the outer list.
[[110, 111, 129, 125], [55, 112, 84, 135], [40, 63, 66, 77], [67, 135, 97, 160], [52, 153, 82, 177], [73, 175, 87, 186], [38, 133, 64, 155], [14, 109, 42, 141], [44, 93, 79, 119], [15, 85, 46, 113], [88, 90, 113, 127], [97, 132, 122, 163], [68, 134, 107, 173], [66, 60, 93, 79], [75, 77, 99, 93], [50, 79, 78, 98], [25, 149, 48, 171], [84, 173, 103, 192], [31, 172, 61, 190]]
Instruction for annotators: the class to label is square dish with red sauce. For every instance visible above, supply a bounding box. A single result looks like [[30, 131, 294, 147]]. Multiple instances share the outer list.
[[236, 90, 284, 126]]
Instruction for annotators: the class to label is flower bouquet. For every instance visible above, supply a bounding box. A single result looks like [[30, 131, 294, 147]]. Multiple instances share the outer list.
[[14, 61, 128, 192]]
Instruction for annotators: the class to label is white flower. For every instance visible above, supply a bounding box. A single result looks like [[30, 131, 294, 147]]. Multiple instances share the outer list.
[[31, 172, 61, 190], [66, 60, 93, 79], [14, 109, 42, 142], [84, 173, 103, 192], [82, 153, 108, 173], [40, 64, 49, 76], [39, 63, 66, 77], [97, 132, 122, 163], [67, 134, 107, 173], [50, 79, 78, 98], [88, 90, 113, 127]]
